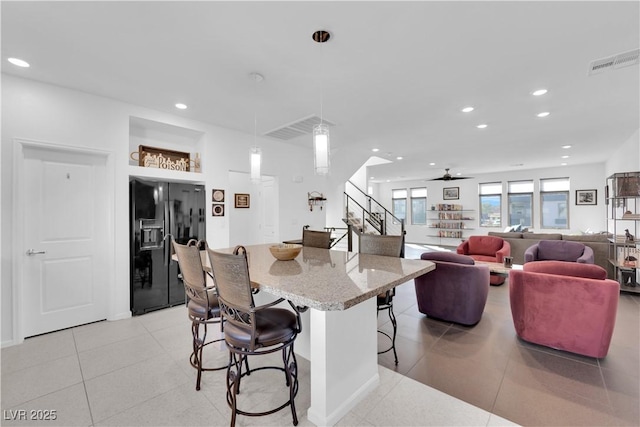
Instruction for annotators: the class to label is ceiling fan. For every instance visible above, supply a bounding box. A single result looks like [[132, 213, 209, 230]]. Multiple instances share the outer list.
[[430, 168, 473, 181]]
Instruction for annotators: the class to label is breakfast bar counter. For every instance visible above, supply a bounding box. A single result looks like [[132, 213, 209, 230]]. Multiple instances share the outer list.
[[214, 244, 435, 426]]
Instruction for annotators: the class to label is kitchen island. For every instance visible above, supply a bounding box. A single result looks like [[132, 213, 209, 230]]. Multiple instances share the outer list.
[[213, 244, 435, 426]]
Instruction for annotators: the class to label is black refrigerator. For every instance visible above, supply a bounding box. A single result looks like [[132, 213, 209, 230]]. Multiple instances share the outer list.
[[130, 178, 206, 315]]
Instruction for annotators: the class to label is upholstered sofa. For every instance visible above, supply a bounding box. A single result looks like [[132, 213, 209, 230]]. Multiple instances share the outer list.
[[488, 231, 612, 278], [524, 239, 595, 264], [414, 252, 490, 326], [509, 261, 619, 358]]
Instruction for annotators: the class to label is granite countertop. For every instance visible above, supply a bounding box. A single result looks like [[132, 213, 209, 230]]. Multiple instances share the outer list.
[[213, 244, 435, 311]]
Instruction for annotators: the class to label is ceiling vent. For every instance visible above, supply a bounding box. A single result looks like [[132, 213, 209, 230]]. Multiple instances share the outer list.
[[264, 115, 335, 140], [588, 48, 640, 76]]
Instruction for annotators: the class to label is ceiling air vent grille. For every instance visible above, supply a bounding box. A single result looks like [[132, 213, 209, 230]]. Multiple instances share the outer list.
[[588, 48, 639, 76], [264, 115, 335, 140]]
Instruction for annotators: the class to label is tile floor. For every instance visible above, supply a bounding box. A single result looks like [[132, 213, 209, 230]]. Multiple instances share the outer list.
[[377, 244, 640, 426], [1, 304, 515, 427], [1, 244, 638, 426]]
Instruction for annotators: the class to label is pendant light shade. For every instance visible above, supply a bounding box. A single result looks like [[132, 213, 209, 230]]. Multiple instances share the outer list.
[[249, 72, 264, 184], [313, 123, 330, 175], [250, 145, 261, 183]]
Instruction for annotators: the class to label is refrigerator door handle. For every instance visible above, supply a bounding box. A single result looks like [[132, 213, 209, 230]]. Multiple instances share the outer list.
[[163, 233, 174, 267], [164, 200, 171, 267]]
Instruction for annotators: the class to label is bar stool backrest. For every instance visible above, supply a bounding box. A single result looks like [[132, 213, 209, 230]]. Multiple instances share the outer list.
[[359, 234, 403, 257], [302, 229, 332, 249], [207, 246, 254, 309], [172, 239, 209, 307]]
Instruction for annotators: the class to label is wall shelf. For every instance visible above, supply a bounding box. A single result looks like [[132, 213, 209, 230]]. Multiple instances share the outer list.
[[129, 116, 205, 173], [427, 205, 475, 244], [606, 171, 640, 294], [128, 165, 205, 184]]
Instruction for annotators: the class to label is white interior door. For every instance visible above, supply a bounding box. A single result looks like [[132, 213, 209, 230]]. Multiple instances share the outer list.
[[21, 144, 109, 337]]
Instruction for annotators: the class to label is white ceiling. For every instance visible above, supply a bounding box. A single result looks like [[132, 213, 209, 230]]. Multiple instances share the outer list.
[[3, 1, 639, 183]]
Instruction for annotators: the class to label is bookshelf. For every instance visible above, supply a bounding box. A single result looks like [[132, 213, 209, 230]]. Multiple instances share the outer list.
[[427, 203, 475, 245], [606, 171, 640, 293]]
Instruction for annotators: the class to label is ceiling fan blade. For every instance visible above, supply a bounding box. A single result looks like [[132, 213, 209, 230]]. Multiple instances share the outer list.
[[429, 168, 473, 180], [428, 169, 473, 181], [429, 175, 473, 181]]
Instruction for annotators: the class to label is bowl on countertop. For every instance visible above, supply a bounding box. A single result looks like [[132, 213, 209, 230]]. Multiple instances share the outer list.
[[269, 243, 303, 261]]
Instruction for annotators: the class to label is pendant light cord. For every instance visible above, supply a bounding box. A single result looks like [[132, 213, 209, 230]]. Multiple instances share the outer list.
[[253, 75, 258, 146], [319, 40, 324, 126]]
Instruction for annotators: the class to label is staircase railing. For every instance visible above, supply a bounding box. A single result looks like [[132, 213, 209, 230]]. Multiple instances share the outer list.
[[343, 194, 373, 233], [344, 180, 405, 237]]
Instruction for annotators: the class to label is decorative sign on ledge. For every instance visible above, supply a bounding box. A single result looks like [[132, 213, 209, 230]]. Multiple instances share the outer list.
[[138, 145, 190, 172]]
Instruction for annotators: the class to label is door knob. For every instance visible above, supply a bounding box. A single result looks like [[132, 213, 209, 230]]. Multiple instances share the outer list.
[[26, 249, 46, 256]]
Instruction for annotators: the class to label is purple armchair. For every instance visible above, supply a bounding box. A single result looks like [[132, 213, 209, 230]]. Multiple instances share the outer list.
[[414, 252, 490, 326], [524, 239, 594, 264], [509, 261, 619, 358], [457, 235, 511, 285]]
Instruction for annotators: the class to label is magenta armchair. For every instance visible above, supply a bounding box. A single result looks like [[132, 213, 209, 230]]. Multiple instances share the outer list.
[[414, 252, 490, 326], [457, 235, 511, 285], [509, 261, 619, 358], [524, 239, 594, 264]]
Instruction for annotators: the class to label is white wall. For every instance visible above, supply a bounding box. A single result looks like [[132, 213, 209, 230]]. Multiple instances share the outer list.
[[374, 163, 612, 245], [605, 130, 640, 176], [1, 75, 327, 346], [228, 171, 262, 246]]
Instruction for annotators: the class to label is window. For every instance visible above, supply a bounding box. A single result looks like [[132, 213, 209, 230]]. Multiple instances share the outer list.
[[508, 180, 533, 228], [392, 189, 407, 223], [479, 182, 502, 227], [540, 178, 570, 229], [410, 187, 427, 225]]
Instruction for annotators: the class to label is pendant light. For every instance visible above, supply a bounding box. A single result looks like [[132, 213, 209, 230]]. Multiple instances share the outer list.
[[312, 30, 331, 176], [250, 145, 261, 183], [249, 72, 263, 183]]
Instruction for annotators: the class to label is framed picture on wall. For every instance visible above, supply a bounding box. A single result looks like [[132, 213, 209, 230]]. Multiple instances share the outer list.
[[443, 187, 459, 200], [212, 204, 225, 216], [234, 193, 250, 208], [212, 189, 225, 202], [576, 189, 597, 205]]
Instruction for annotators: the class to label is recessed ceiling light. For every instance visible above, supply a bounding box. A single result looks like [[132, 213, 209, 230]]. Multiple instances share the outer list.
[[396, 156, 403, 160], [372, 148, 380, 152], [561, 155, 569, 159], [175, 103, 188, 110], [477, 124, 488, 129], [532, 89, 548, 96], [562, 145, 572, 149], [370, 176, 375, 179], [456, 172, 461, 176], [429, 162, 435, 166], [561, 162, 568, 166], [537, 112, 550, 118], [461, 106, 474, 113], [8, 57, 30, 67], [386, 180, 390, 183]]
